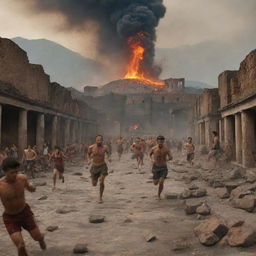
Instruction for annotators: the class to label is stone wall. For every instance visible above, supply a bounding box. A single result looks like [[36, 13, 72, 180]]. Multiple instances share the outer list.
[[219, 50, 256, 108], [196, 89, 219, 118], [0, 38, 49, 103], [0, 37, 94, 120]]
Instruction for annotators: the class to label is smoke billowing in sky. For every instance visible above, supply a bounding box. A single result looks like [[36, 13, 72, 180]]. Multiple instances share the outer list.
[[25, 0, 166, 78]]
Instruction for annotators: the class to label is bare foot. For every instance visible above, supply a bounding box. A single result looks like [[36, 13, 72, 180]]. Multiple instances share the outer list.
[[39, 240, 47, 250], [98, 198, 104, 204]]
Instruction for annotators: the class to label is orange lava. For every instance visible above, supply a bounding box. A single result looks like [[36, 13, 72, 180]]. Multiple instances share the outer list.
[[124, 35, 164, 87]]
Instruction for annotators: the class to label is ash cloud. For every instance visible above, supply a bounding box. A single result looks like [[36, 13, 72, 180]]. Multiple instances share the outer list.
[[25, 0, 166, 78]]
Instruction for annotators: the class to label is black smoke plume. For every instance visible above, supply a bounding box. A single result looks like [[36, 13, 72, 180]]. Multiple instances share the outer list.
[[26, 0, 166, 78]]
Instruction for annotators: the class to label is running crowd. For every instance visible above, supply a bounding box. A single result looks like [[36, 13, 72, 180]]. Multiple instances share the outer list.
[[0, 131, 222, 256]]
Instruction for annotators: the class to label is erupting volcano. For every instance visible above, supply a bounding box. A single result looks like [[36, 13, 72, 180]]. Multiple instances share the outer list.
[[124, 33, 165, 87]]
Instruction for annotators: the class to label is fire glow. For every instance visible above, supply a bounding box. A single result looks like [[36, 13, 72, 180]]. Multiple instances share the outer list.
[[130, 124, 140, 130], [124, 34, 165, 87]]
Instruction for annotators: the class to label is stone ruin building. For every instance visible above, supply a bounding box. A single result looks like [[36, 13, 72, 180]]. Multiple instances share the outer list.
[[71, 78, 198, 138], [0, 37, 98, 155], [1, 36, 255, 169], [194, 50, 256, 168]]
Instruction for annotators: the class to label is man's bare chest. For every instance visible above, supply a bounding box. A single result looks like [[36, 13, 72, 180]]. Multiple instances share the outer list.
[[1, 183, 24, 201]]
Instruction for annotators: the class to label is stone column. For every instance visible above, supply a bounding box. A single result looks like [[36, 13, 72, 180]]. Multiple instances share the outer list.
[[51, 116, 58, 148], [0, 105, 2, 146], [65, 119, 70, 146], [235, 113, 242, 164], [205, 120, 211, 148], [224, 115, 235, 160], [18, 109, 27, 157], [219, 119, 223, 145], [70, 120, 76, 144], [36, 113, 45, 152], [241, 111, 255, 167], [199, 122, 205, 145]]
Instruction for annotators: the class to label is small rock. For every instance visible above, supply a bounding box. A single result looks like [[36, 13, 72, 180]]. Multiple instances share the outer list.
[[89, 215, 105, 223], [165, 193, 180, 199], [191, 188, 207, 198], [227, 225, 256, 247], [189, 184, 199, 190], [211, 180, 224, 188], [184, 199, 203, 215], [196, 203, 211, 216], [231, 197, 256, 212], [73, 172, 83, 176], [56, 207, 77, 214], [35, 181, 47, 186], [216, 188, 230, 199], [245, 169, 256, 183], [46, 226, 59, 232], [180, 189, 192, 199], [145, 233, 157, 242], [38, 195, 48, 200], [172, 239, 191, 251], [225, 169, 242, 180], [225, 181, 244, 193], [124, 218, 133, 223], [73, 244, 88, 254]]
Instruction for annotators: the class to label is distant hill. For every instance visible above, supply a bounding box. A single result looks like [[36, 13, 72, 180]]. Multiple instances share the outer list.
[[12, 37, 103, 90]]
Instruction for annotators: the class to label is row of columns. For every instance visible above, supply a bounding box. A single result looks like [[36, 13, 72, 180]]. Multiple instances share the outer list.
[[0, 104, 96, 155], [223, 110, 255, 167]]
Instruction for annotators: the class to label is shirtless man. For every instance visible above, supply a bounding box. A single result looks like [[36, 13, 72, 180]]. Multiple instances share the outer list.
[[185, 137, 195, 166], [0, 158, 46, 256], [207, 131, 221, 164], [22, 146, 37, 179], [131, 138, 144, 169], [150, 136, 173, 199], [87, 135, 111, 203], [116, 137, 124, 161]]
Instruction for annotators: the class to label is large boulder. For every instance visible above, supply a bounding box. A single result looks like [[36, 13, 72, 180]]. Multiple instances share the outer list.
[[231, 196, 256, 212], [227, 225, 256, 247], [194, 217, 229, 246]]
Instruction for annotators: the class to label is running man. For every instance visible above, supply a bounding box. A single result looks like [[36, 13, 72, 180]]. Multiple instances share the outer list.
[[22, 146, 37, 179], [131, 138, 144, 169], [185, 137, 195, 166], [116, 137, 124, 161], [150, 136, 173, 199], [87, 135, 111, 203], [0, 158, 46, 256], [49, 146, 67, 191]]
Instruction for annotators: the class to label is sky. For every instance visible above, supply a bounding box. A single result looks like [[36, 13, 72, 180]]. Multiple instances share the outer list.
[[0, 0, 256, 85]]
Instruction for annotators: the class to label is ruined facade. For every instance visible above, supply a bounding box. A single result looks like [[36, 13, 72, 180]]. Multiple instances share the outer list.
[[74, 80, 197, 138], [194, 50, 256, 167], [0, 38, 98, 155]]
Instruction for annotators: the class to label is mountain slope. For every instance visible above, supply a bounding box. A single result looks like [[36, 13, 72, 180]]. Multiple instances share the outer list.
[[12, 37, 103, 90]]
